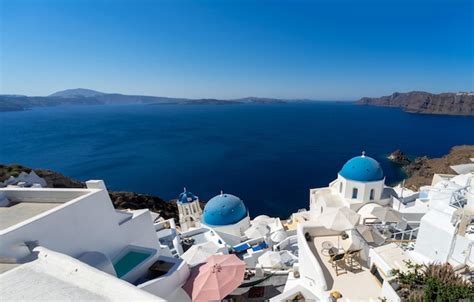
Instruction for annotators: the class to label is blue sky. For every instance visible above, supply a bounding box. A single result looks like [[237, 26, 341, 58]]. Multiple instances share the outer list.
[[1, 0, 473, 100]]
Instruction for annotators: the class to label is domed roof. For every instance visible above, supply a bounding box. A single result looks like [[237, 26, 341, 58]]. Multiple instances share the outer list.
[[270, 230, 288, 243], [202, 193, 247, 226], [178, 188, 198, 204], [339, 153, 384, 182], [253, 215, 271, 223]]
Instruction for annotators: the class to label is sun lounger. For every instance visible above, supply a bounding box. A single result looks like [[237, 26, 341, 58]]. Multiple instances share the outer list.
[[233, 243, 251, 253]]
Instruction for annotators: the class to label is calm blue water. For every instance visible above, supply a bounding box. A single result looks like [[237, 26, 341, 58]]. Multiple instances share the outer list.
[[1, 103, 473, 217]]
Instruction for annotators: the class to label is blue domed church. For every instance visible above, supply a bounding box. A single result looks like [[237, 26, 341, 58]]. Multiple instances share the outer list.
[[200, 192, 251, 245], [310, 152, 392, 218]]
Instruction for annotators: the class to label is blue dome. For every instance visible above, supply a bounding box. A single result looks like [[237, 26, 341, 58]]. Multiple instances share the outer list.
[[339, 155, 384, 182], [178, 190, 198, 204], [202, 193, 247, 226]]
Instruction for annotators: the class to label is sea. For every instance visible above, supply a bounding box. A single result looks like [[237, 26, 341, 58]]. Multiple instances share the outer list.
[[1, 102, 473, 218]]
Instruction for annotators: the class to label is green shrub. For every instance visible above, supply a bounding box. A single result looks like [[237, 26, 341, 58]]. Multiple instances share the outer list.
[[392, 261, 473, 302]]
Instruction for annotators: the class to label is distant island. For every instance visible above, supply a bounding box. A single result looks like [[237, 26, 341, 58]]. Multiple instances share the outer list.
[[3, 89, 473, 115], [357, 91, 474, 116], [0, 88, 305, 112]]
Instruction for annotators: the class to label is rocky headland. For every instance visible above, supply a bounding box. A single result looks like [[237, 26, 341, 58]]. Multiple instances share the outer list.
[[388, 145, 474, 190], [387, 149, 411, 166], [357, 91, 474, 116]]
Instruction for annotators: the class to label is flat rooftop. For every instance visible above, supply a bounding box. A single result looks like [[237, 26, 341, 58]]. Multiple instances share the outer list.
[[0, 188, 91, 231], [309, 235, 382, 301], [372, 243, 412, 272], [0, 202, 59, 230]]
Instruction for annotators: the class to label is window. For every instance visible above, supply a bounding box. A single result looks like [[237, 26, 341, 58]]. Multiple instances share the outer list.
[[352, 188, 358, 199], [321, 207, 323, 214], [370, 265, 384, 285], [370, 189, 375, 200], [339, 182, 343, 193]]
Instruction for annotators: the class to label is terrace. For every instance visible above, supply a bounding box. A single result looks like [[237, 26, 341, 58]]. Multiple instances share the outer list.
[[297, 223, 386, 301], [308, 234, 382, 301]]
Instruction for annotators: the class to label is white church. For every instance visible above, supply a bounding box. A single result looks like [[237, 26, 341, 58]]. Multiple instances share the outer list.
[[309, 152, 393, 220]]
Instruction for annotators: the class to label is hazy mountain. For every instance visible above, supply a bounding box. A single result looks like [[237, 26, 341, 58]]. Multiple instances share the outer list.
[[0, 89, 299, 112], [357, 91, 474, 116], [49, 88, 105, 98]]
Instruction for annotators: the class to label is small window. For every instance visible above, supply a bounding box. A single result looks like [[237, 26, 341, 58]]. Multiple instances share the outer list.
[[370, 189, 375, 200], [339, 182, 343, 193], [352, 188, 358, 199], [321, 206, 323, 214], [370, 265, 384, 285]]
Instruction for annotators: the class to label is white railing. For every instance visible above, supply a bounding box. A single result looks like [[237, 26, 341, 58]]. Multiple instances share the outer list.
[[389, 227, 419, 242], [450, 186, 469, 209], [449, 178, 471, 209], [273, 235, 298, 251]]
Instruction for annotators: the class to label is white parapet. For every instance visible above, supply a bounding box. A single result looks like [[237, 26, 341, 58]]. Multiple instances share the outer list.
[[86, 180, 107, 190]]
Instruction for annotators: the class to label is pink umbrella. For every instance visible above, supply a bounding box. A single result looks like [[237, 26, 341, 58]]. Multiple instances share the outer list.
[[183, 254, 245, 301]]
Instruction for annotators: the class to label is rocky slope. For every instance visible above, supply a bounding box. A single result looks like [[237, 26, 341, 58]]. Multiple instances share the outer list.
[[0, 164, 84, 188], [110, 191, 180, 221], [0, 164, 182, 221], [399, 145, 474, 190], [357, 91, 474, 116]]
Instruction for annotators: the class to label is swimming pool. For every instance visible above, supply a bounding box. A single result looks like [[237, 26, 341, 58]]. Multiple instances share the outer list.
[[113, 249, 153, 278]]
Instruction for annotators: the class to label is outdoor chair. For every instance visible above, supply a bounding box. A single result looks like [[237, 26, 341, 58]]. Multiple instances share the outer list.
[[344, 249, 362, 270], [329, 252, 346, 276]]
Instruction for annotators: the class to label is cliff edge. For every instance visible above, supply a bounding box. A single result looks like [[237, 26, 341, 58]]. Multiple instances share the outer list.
[[400, 145, 474, 190], [357, 91, 474, 116]]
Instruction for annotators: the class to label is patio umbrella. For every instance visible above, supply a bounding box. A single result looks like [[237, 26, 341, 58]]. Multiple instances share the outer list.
[[183, 254, 245, 301], [319, 207, 360, 231], [244, 222, 270, 239], [371, 207, 402, 223], [356, 225, 376, 243], [181, 241, 221, 267]]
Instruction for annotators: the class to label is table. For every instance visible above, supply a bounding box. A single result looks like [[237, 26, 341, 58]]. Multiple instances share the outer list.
[[321, 241, 334, 256], [322, 241, 333, 250]]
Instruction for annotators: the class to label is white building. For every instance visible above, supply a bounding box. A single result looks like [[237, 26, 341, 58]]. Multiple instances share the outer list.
[[273, 158, 474, 301], [177, 188, 202, 232], [310, 152, 392, 221], [0, 180, 190, 301], [0, 246, 163, 301], [413, 173, 474, 267]]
